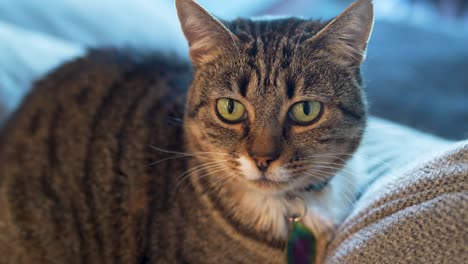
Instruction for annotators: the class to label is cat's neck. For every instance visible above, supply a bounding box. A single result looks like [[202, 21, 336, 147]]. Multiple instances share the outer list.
[[187, 158, 290, 246], [186, 153, 368, 248]]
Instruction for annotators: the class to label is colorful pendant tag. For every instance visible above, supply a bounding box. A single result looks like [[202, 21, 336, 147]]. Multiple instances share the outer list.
[[285, 197, 317, 264], [286, 219, 316, 264]]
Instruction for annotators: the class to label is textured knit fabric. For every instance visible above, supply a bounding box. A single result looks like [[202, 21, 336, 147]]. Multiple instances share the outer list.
[[327, 123, 468, 264]]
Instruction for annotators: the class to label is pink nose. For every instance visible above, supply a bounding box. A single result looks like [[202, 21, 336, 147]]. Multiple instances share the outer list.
[[250, 152, 279, 172]]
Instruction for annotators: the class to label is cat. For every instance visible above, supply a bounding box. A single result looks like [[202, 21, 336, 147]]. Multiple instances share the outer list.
[[0, 0, 374, 263]]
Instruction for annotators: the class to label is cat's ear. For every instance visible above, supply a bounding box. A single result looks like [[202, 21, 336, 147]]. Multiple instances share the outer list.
[[307, 0, 374, 67], [175, 0, 239, 67]]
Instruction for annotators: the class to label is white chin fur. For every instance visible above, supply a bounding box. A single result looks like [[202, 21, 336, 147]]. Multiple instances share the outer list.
[[233, 153, 369, 241]]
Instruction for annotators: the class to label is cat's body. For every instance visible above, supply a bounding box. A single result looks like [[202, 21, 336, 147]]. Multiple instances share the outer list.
[[0, 49, 286, 263], [0, 0, 375, 263], [0, 50, 194, 263], [0, 47, 302, 263]]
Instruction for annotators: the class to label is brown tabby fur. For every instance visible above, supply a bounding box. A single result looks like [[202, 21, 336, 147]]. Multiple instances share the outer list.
[[0, 0, 373, 263]]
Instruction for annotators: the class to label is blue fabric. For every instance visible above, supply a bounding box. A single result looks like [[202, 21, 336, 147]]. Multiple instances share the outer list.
[[0, 0, 467, 139]]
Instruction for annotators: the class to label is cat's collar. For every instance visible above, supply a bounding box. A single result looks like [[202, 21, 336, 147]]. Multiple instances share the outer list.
[[303, 181, 329, 192], [285, 180, 329, 201]]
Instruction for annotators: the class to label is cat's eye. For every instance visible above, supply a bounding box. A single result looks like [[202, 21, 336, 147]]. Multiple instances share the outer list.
[[289, 101, 323, 125], [216, 98, 246, 123]]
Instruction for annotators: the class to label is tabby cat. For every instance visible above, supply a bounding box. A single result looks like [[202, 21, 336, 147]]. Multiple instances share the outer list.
[[0, 0, 374, 263]]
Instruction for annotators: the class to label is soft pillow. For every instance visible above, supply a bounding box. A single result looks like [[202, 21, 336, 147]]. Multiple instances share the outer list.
[[0, 0, 278, 51], [0, 22, 83, 120], [0, 0, 278, 121]]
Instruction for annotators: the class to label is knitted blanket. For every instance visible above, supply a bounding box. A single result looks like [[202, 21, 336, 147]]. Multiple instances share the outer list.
[[327, 118, 468, 263]]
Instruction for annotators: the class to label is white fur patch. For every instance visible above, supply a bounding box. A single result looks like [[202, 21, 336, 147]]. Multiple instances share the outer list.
[[220, 153, 372, 244], [267, 166, 290, 183], [238, 155, 262, 181], [236, 188, 289, 238], [231, 156, 368, 241]]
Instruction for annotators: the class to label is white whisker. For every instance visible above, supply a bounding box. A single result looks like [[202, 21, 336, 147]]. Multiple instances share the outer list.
[[174, 161, 226, 190], [150, 145, 230, 157], [175, 165, 228, 191], [304, 152, 395, 172]]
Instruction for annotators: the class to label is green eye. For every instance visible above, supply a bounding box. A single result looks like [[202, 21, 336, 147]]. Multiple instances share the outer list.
[[216, 98, 246, 123], [289, 101, 323, 125]]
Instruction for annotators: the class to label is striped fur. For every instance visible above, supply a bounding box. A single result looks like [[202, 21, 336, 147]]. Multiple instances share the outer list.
[[0, 49, 287, 263], [0, 0, 374, 263]]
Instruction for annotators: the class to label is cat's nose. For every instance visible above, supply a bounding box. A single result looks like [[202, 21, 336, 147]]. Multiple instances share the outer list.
[[250, 152, 279, 172]]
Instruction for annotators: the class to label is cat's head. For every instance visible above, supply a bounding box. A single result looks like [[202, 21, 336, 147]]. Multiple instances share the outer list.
[[177, 0, 373, 194]]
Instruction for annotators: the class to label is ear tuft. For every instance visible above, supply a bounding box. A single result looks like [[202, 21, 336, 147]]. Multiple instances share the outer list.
[[308, 0, 374, 67], [175, 0, 238, 66]]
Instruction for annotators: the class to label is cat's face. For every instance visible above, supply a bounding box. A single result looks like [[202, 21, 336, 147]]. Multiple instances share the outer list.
[[177, 0, 373, 194]]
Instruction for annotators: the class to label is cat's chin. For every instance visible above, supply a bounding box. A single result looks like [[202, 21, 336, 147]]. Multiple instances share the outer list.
[[245, 178, 290, 194]]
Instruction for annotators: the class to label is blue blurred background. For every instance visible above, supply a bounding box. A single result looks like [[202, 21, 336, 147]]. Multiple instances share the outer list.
[[0, 0, 467, 139]]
